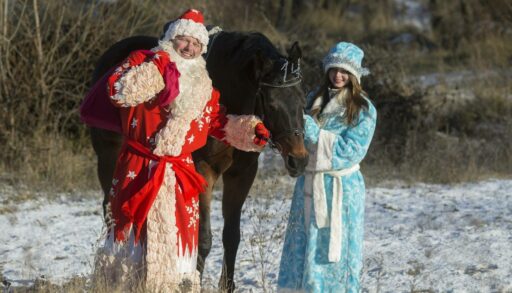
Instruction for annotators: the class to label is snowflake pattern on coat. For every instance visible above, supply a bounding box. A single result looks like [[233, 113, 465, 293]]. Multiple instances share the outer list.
[[278, 90, 377, 293], [186, 198, 200, 229]]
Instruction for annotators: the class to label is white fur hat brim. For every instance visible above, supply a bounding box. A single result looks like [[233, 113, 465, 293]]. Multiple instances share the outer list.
[[161, 19, 209, 54], [323, 54, 370, 83]]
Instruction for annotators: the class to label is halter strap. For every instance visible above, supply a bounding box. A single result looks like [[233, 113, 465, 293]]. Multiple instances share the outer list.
[[204, 26, 223, 61]]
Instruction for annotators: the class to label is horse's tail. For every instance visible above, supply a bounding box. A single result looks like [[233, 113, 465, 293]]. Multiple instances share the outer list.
[[91, 36, 159, 83]]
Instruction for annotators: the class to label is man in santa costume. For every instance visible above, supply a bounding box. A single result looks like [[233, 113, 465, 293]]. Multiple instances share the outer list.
[[94, 9, 270, 292]]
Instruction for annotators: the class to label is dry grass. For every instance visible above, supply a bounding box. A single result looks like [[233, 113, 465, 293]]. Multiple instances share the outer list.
[[2, 2, 511, 292], [364, 73, 512, 185], [0, 0, 510, 193], [0, 0, 197, 192]]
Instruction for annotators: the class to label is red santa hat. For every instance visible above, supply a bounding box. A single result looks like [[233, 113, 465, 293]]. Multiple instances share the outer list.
[[161, 9, 209, 54]]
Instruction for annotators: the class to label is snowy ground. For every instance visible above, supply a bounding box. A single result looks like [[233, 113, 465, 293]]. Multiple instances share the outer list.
[[1, 178, 511, 292]]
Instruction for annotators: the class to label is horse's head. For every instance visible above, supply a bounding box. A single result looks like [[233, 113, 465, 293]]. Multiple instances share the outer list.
[[205, 32, 309, 177], [251, 41, 309, 177]]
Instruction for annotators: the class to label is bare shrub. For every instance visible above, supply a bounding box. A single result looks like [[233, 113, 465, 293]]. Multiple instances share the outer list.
[[0, 0, 186, 190], [0, 0, 510, 191]]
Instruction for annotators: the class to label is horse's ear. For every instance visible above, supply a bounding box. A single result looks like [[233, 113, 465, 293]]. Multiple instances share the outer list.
[[249, 50, 273, 82], [160, 21, 173, 39], [287, 41, 302, 62]]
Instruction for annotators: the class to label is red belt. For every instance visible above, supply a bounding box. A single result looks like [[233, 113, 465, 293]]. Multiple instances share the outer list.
[[115, 139, 206, 242]]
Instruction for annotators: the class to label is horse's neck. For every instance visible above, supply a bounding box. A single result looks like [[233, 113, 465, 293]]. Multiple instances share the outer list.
[[207, 33, 276, 115]]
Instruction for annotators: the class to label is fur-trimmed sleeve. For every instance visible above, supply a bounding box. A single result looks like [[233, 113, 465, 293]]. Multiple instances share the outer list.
[[108, 50, 169, 107], [207, 89, 265, 152], [304, 98, 377, 171]]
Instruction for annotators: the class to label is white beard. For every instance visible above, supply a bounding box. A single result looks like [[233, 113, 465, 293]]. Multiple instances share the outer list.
[[152, 40, 213, 156]]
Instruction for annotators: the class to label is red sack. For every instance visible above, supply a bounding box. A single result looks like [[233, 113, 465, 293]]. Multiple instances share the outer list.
[[79, 67, 122, 133], [79, 51, 180, 133]]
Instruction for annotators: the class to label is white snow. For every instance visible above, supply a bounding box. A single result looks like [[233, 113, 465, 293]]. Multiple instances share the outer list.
[[1, 178, 511, 292]]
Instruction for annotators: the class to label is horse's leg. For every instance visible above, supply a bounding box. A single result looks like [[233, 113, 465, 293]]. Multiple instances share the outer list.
[[195, 161, 217, 276], [90, 127, 123, 218], [193, 140, 234, 279], [219, 150, 259, 292]]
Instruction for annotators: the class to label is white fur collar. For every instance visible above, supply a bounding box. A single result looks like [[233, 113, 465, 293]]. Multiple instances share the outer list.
[[152, 41, 212, 156], [321, 87, 348, 115]]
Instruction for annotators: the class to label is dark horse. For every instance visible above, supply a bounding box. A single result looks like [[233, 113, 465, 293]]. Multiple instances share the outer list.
[[89, 30, 308, 291]]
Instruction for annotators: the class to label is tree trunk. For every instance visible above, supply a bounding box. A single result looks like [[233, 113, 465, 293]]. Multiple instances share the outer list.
[[276, 0, 293, 29]]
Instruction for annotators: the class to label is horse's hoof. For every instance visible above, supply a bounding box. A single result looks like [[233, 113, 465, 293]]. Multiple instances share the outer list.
[[218, 279, 235, 293]]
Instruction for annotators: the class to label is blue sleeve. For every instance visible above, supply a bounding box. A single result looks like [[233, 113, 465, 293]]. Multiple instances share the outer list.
[[305, 88, 318, 107], [304, 114, 320, 144], [303, 99, 377, 170], [332, 102, 377, 169], [303, 89, 321, 145]]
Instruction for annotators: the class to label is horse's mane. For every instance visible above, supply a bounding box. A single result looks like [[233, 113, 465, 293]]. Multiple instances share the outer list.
[[213, 31, 283, 66]]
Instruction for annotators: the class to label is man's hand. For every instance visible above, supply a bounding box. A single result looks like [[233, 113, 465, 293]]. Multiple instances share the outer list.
[[254, 122, 270, 146]]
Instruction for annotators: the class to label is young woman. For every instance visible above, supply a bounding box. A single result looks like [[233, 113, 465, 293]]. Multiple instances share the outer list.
[[277, 42, 377, 292]]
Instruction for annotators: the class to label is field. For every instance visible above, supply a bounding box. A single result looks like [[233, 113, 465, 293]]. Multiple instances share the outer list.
[[1, 172, 511, 292], [0, 0, 511, 292]]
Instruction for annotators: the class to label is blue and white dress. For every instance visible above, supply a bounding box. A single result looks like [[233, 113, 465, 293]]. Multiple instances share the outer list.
[[277, 88, 377, 293]]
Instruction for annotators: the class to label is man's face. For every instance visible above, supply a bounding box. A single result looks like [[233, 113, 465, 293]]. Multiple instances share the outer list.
[[172, 35, 202, 59]]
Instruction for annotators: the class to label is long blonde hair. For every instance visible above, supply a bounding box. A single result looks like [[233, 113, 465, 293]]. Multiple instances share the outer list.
[[309, 72, 368, 125]]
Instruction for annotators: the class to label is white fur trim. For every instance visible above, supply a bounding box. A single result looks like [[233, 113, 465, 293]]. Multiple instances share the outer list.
[[323, 53, 370, 83], [176, 234, 199, 273], [94, 164, 200, 291], [310, 95, 323, 114], [315, 130, 336, 170], [223, 114, 265, 152], [162, 19, 209, 54], [303, 122, 360, 262], [322, 88, 348, 115], [305, 129, 336, 172], [304, 164, 360, 262], [111, 61, 165, 107], [152, 42, 212, 156], [324, 62, 364, 83], [328, 174, 343, 262], [145, 164, 201, 291]]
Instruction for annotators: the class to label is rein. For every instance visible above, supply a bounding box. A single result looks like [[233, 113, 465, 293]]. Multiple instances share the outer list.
[[259, 77, 302, 88], [205, 29, 304, 154], [257, 73, 304, 154]]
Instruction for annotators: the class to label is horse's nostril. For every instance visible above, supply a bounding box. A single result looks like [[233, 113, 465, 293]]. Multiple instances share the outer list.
[[287, 153, 308, 173], [287, 154, 307, 170], [287, 155, 298, 169]]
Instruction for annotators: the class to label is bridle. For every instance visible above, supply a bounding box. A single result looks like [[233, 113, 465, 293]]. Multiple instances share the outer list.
[[259, 58, 302, 88], [256, 58, 305, 154], [205, 28, 304, 155]]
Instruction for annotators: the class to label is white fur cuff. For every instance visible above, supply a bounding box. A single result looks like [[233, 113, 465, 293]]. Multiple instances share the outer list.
[[315, 129, 336, 170], [223, 115, 265, 152], [111, 62, 165, 107]]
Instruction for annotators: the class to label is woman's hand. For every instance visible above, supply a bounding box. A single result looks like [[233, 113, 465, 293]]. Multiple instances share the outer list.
[[303, 114, 320, 144]]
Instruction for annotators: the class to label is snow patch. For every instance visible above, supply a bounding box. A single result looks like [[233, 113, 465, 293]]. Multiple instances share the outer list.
[[1, 179, 511, 291]]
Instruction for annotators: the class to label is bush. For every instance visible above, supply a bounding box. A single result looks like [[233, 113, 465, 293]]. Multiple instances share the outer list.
[[0, 0, 510, 190]]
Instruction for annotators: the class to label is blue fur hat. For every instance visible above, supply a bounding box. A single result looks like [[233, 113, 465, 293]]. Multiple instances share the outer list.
[[322, 42, 370, 83]]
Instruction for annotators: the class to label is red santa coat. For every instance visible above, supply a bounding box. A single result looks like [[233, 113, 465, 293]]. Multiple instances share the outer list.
[[108, 49, 226, 243], [96, 45, 263, 290]]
